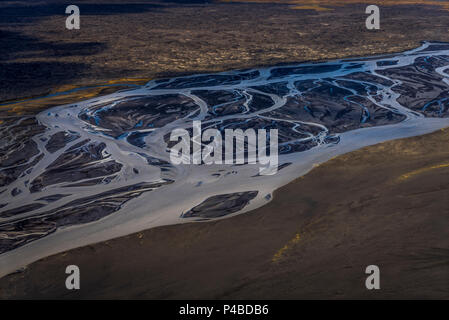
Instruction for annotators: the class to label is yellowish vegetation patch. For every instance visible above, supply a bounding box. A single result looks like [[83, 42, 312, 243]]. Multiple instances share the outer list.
[[272, 233, 301, 263], [2, 87, 108, 115], [220, 0, 449, 12], [107, 78, 150, 85], [398, 163, 449, 181], [1, 78, 150, 116], [52, 84, 79, 94]]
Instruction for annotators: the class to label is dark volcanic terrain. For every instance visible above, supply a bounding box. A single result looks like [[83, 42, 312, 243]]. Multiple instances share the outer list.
[[2, 0, 449, 104], [1, 0, 449, 299], [1, 128, 448, 299]]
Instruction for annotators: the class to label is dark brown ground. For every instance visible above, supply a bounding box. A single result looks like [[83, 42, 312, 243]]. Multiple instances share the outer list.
[[1, 128, 448, 299], [1, 1, 449, 299], [2, 0, 449, 103]]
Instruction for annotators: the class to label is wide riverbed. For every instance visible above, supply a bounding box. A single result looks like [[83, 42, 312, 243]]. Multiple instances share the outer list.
[[1, 41, 449, 277]]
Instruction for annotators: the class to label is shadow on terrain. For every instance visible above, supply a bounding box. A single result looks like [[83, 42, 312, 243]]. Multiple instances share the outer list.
[[0, 2, 165, 24]]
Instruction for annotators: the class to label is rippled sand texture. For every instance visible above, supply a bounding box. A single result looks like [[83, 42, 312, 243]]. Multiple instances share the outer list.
[[1, 42, 449, 277]]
